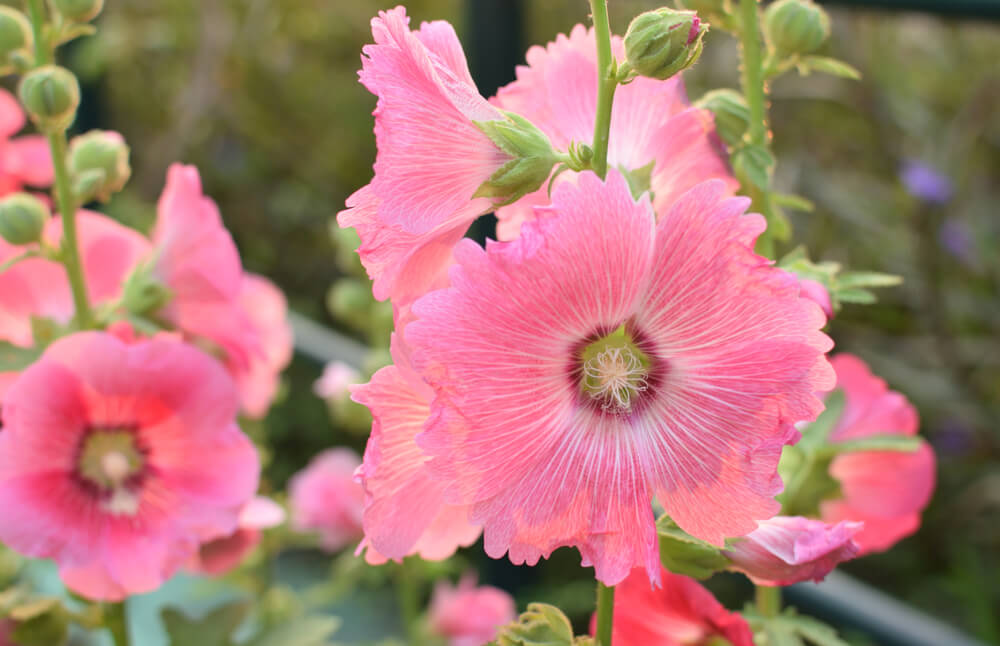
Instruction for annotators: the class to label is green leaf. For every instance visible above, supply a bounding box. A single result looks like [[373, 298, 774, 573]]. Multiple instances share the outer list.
[[799, 56, 862, 80], [744, 607, 851, 646], [9, 598, 69, 646], [834, 288, 877, 304], [822, 434, 923, 456], [248, 615, 341, 646], [656, 517, 731, 579], [773, 193, 815, 212], [0, 341, 41, 372], [494, 603, 575, 646], [797, 390, 846, 451], [786, 614, 852, 646], [837, 271, 903, 289], [161, 601, 250, 646], [732, 144, 775, 190]]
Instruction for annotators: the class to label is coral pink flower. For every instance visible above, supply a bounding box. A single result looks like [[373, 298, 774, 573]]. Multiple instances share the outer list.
[[353, 335, 481, 564], [592, 566, 753, 646], [233, 274, 293, 419], [0, 332, 259, 600], [428, 575, 516, 646], [289, 449, 366, 551], [314, 361, 361, 400], [723, 516, 860, 585], [337, 7, 515, 306], [798, 279, 833, 320], [819, 354, 936, 554], [0, 88, 53, 195], [492, 25, 736, 240], [407, 172, 833, 585], [189, 496, 285, 576]]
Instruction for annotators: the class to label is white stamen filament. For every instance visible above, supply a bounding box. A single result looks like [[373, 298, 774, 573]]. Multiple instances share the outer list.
[[100, 451, 131, 487], [583, 347, 649, 411]]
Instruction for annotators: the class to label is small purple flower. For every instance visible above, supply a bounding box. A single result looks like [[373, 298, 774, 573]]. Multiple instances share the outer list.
[[900, 160, 953, 204], [938, 217, 976, 266]]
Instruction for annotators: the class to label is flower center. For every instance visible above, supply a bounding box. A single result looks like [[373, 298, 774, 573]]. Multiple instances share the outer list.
[[77, 429, 145, 516], [579, 325, 652, 413]]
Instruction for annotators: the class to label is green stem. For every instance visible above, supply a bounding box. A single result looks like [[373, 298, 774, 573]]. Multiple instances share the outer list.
[[755, 584, 781, 618], [589, 0, 616, 179], [738, 0, 767, 148], [594, 582, 615, 646], [25, 0, 50, 65], [105, 602, 130, 646], [0, 249, 41, 273], [395, 559, 420, 644], [48, 129, 93, 328]]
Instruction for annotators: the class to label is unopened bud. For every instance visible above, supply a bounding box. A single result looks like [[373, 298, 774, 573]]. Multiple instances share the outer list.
[[0, 192, 48, 245], [695, 88, 750, 148], [624, 9, 707, 82], [69, 130, 131, 202], [764, 0, 830, 57], [0, 7, 32, 73], [473, 111, 557, 206], [52, 0, 104, 23], [122, 264, 172, 316], [676, 0, 729, 25], [18, 65, 80, 132]]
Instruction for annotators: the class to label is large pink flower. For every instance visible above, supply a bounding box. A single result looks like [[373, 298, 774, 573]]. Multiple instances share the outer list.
[[723, 516, 860, 586], [337, 7, 514, 306], [492, 25, 736, 240], [353, 335, 481, 563], [406, 171, 833, 585], [0, 332, 259, 600], [232, 274, 293, 419], [428, 575, 516, 646], [288, 449, 366, 552], [819, 354, 936, 554], [0, 88, 52, 195], [592, 566, 753, 646]]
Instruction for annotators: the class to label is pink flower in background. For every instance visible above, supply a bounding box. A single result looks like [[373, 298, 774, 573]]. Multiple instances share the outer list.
[[233, 274, 293, 418], [798, 278, 833, 320], [819, 354, 936, 554], [353, 335, 480, 564], [289, 448, 365, 551], [0, 88, 53, 195], [428, 575, 515, 646], [0, 332, 259, 600], [723, 516, 861, 585], [592, 567, 753, 646], [314, 361, 361, 400], [407, 172, 832, 585], [492, 25, 736, 240], [338, 7, 514, 306], [189, 496, 286, 577]]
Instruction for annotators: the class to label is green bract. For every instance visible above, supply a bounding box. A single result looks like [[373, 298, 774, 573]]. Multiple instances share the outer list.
[[473, 111, 558, 206], [624, 8, 706, 81]]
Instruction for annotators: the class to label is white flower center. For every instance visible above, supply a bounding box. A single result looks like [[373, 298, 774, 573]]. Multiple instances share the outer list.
[[583, 346, 649, 412]]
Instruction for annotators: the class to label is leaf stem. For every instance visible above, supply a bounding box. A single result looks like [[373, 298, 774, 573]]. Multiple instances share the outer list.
[[755, 584, 782, 618], [105, 601, 130, 646], [595, 582, 615, 646], [589, 0, 616, 179]]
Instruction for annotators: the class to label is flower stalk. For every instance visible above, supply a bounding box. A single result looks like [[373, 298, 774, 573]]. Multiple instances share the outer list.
[[755, 584, 782, 618], [589, 0, 616, 179], [594, 582, 615, 646]]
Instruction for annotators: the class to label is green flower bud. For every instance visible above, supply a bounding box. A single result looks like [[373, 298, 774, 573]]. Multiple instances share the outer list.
[[121, 263, 172, 316], [18, 65, 80, 132], [695, 88, 750, 148], [0, 7, 32, 74], [473, 111, 557, 206], [624, 9, 707, 82], [52, 0, 104, 23], [764, 0, 831, 57], [0, 192, 48, 245], [676, 0, 730, 27], [69, 130, 131, 202]]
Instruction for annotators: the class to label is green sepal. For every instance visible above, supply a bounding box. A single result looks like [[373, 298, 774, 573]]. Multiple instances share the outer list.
[[6, 597, 70, 646], [491, 603, 580, 646], [656, 516, 731, 580], [161, 601, 251, 646], [797, 56, 861, 80], [732, 144, 775, 191], [473, 111, 558, 207], [744, 606, 851, 646], [0, 341, 41, 371]]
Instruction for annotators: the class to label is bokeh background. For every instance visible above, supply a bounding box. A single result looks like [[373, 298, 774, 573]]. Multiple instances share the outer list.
[[12, 0, 996, 643]]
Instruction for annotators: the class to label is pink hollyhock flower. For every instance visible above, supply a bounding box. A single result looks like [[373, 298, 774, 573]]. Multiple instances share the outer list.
[[0, 332, 259, 600], [798, 278, 833, 320], [189, 496, 286, 576], [407, 171, 833, 585], [337, 7, 517, 306], [819, 354, 936, 554], [289, 448, 366, 551], [723, 516, 861, 585], [314, 361, 361, 400], [0, 89, 53, 195], [233, 274, 293, 419], [591, 566, 753, 646], [492, 24, 736, 240], [353, 335, 481, 564], [428, 575, 515, 646], [0, 620, 15, 646]]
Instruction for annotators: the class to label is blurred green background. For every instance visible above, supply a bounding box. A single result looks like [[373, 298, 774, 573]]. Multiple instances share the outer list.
[[20, 0, 997, 643]]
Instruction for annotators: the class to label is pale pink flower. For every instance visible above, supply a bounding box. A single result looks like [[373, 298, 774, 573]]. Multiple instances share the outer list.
[[188, 496, 286, 576], [0, 332, 259, 600], [428, 575, 515, 646], [353, 335, 481, 564], [819, 354, 936, 554], [0, 88, 53, 195], [492, 24, 736, 240], [289, 448, 365, 551], [0, 619, 15, 646], [233, 274, 293, 419], [337, 7, 513, 306], [314, 361, 361, 400], [591, 566, 753, 646], [407, 171, 833, 585], [798, 278, 833, 319], [724, 516, 860, 585]]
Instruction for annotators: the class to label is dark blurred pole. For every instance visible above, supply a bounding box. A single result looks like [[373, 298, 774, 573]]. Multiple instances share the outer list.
[[820, 0, 1000, 19], [464, 0, 525, 244]]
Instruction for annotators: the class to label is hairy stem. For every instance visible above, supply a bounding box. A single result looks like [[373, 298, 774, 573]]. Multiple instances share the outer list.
[[595, 582, 615, 646], [589, 0, 616, 179]]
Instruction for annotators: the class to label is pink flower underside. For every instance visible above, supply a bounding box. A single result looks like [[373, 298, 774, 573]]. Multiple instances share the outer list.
[[353, 335, 480, 563], [0, 332, 258, 600], [429, 576, 516, 646], [725, 516, 861, 586], [596, 567, 754, 646], [289, 448, 366, 552], [492, 24, 736, 240], [189, 497, 285, 576], [407, 170, 833, 585], [337, 7, 510, 305], [232, 274, 293, 419], [0, 89, 53, 189], [821, 354, 936, 554]]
